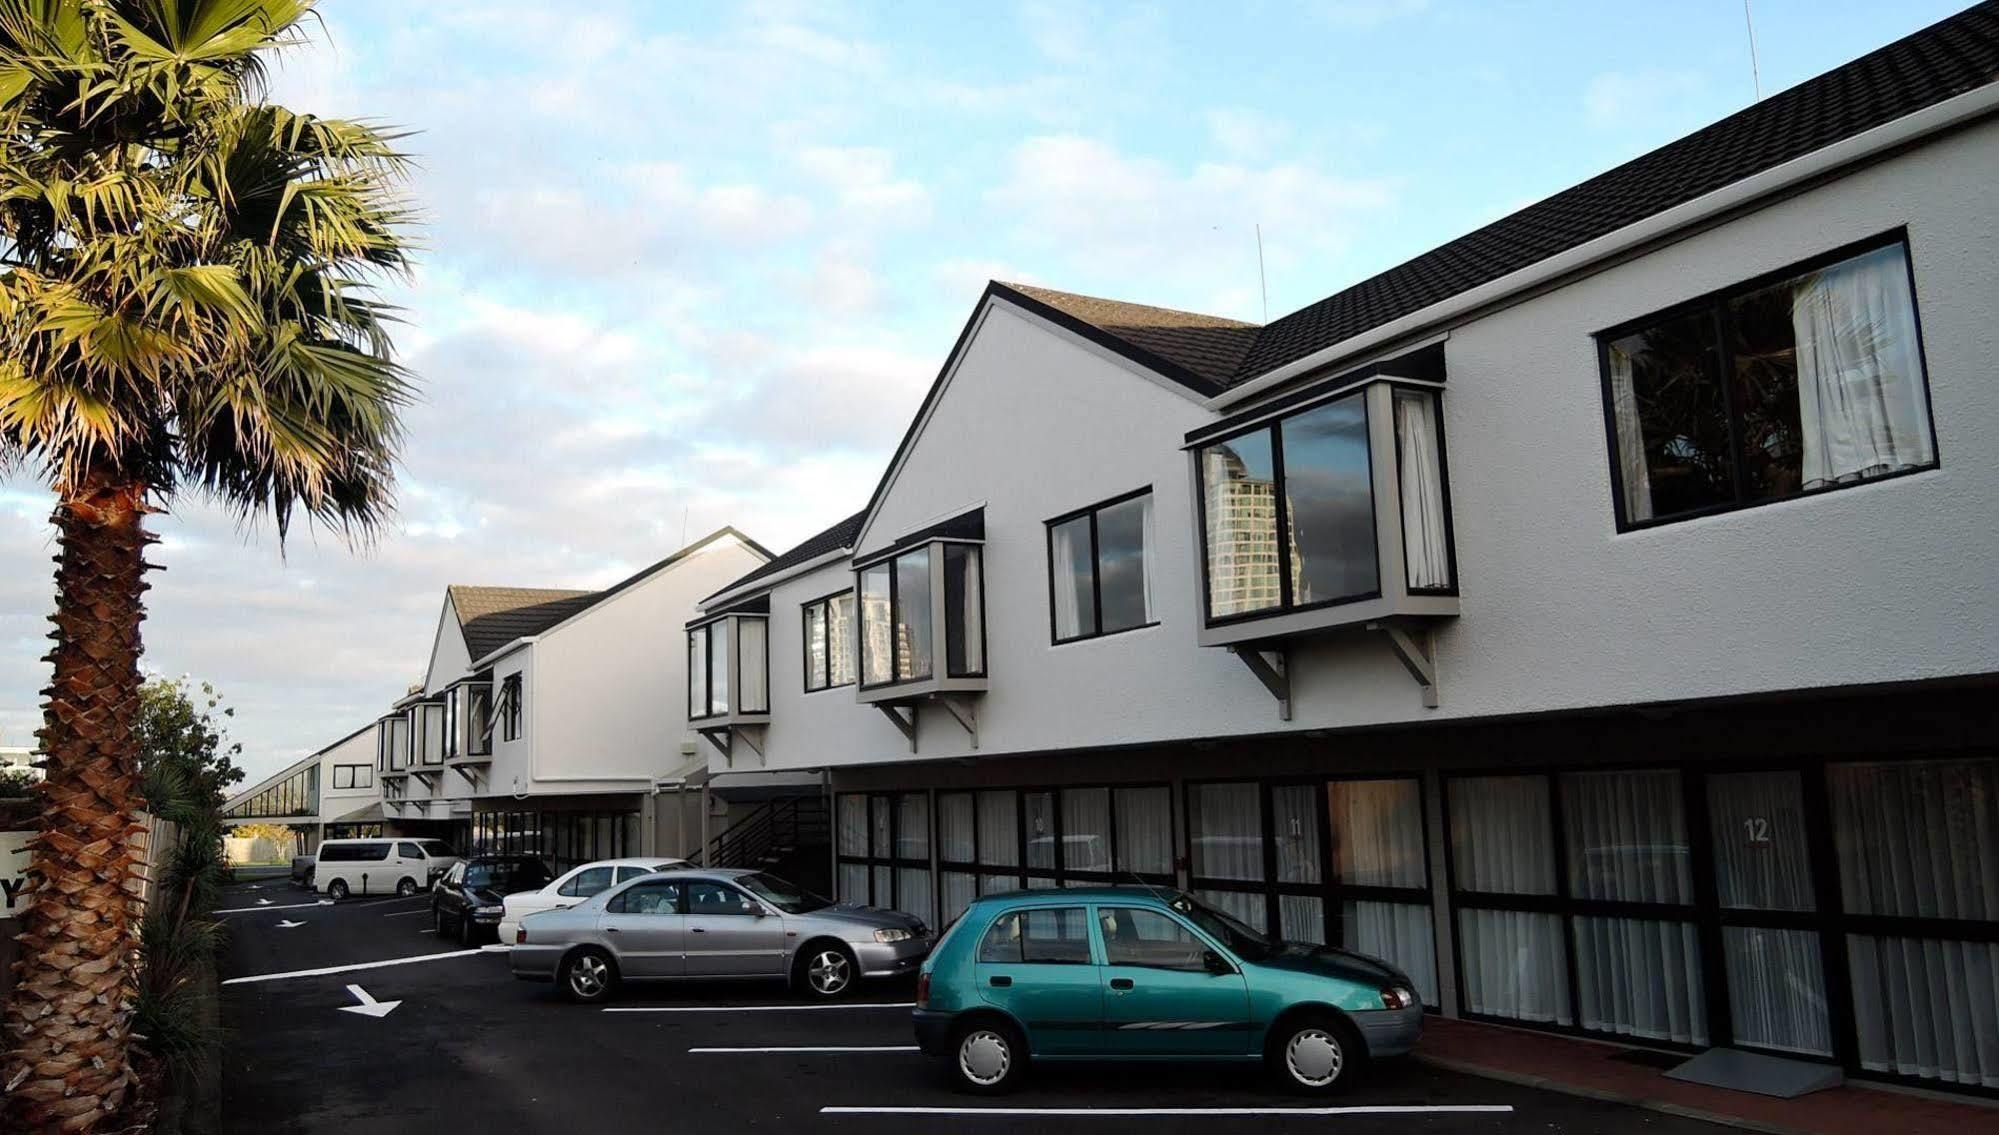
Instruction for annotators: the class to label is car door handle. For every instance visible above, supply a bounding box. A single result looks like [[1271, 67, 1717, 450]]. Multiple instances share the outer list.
[[1109, 978, 1134, 991], [692, 928, 707, 934], [606, 927, 620, 933], [988, 976, 1011, 988]]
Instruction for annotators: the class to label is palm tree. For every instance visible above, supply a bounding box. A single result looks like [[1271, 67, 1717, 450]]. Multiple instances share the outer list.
[[0, 3, 414, 1128]]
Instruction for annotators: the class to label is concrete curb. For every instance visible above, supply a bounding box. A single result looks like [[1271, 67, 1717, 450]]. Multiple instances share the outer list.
[[1413, 1054, 1820, 1135]]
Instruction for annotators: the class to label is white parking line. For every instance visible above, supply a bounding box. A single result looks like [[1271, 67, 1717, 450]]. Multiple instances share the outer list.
[[220, 949, 484, 986], [603, 1002, 914, 1014], [820, 1105, 1516, 1117], [214, 900, 333, 914], [691, 1046, 920, 1054]]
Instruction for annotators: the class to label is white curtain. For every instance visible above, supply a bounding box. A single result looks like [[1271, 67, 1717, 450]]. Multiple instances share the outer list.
[[1707, 770, 1815, 911], [1191, 782, 1264, 881], [1394, 390, 1453, 589], [1348, 900, 1438, 1007], [896, 793, 929, 860], [836, 794, 868, 857], [869, 796, 892, 859], [1850, 935, 1999, 1087], [954, 546, 984, 674], [1560, 770, 1690, 904], [896, 866, 934, 926], [1449, 776, 1555, 894], [1460, 909, 1570, 1024], [872, 866, 892, 908], [1114, 786, 1173, 877], [1830, 760, 1999, 921], [838, 862, 869, 905], [1332, 778, 1425, 888], [1792, 244, 1934, 491], [1061, 788, 1111, 873], [937, 792, 974, 862], [1281, 895, 1325, 945], [1197, 888, 1266, 931], [1607, 345, 1654, 522], [1574, 916, 1707, 1044], [1139, 492, 1158, 622], [1025, 792, 1056, 871], [977, 790, 1018, 867], [940, 871, 977, 925], [1725, 926, 1832, 1057], [1272, 785, 1322, 884], [736, 618, 767, 713], [1050, 519, 1088, 639]]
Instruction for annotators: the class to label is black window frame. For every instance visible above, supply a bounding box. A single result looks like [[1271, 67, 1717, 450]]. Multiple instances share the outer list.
[[499, 674, 523, 742], [856, 540, 987, 690], [801, 589, 857, 693], [465, 682, 493, 757], [836, 791, 931, 914], [1045, 486, 1159, 645], [331, 763, 372, 791], [1595, 229, 1941, 533], [1194, 387, 1384, 628]]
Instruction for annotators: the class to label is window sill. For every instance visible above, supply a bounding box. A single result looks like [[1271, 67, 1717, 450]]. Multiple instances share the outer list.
[[1051, 621, 1161, 648]]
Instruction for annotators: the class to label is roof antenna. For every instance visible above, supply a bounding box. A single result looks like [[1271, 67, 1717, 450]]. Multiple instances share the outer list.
[[681, 507, 689, 548], [1743, 0, 1763, 101], [1254, 223, 1269, 322]]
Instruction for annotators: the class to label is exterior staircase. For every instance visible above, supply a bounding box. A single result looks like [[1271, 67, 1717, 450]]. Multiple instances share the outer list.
[[690, 794, 830, 895]]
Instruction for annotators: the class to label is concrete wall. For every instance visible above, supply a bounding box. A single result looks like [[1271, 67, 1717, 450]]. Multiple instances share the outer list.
[[315, 723, 380, 825], [734, 116, 1999, 776]]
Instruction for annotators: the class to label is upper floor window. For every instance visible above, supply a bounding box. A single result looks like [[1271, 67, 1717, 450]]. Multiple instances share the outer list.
[[687, 614, 768, 719], [331, 764, 373, 790], [855, 510, 987, 700], [1600, 235, 1936, 530], [803, 590, 857, 692], [1047, 489, 1157, 643], [499, 674, 524, 741]]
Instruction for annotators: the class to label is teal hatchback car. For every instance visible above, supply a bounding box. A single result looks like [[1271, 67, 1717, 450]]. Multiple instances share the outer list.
[[913, 887, 1421, 1094]]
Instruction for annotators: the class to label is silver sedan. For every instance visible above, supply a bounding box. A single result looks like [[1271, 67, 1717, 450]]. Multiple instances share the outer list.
[[508, 868, 932, 1003]]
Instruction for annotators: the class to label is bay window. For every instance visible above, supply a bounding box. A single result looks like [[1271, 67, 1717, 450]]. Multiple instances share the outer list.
[[855, 513, 987, 704], [1600, 233, 1936, 530], [687, 610, 769, 723], [803, 590, 856, 692], [1189, 371, 1455, 649]]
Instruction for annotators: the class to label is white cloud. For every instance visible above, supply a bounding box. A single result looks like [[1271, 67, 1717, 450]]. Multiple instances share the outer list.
[[793, 146, 932, 226], [1205, 108, 1292, 161]]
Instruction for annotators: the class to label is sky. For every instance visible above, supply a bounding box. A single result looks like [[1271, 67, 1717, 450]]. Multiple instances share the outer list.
[[0, 0, 1971, 784]]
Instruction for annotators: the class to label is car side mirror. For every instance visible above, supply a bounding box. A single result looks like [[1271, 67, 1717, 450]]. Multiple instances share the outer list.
[[1203, 950, 1235, 976], [740, 899, 761, 916]]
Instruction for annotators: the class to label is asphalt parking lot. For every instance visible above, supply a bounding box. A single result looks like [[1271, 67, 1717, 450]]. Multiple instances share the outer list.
[[215, 878, 1734, 1134]]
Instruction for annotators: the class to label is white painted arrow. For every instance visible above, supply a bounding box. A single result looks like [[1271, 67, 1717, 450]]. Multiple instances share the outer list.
[[256, 898, 273, 906], [337, 984, 401, 1018], [276, 919, 305, 929]]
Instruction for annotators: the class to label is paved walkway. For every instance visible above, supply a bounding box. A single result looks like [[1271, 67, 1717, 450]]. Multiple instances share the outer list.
[[1416, 1017, 1996, 1135]]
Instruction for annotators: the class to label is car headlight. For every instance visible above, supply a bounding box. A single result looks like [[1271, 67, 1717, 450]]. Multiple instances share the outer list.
[[1380, 986, 1417, 1010], [475, 905, 503, 916], [874, 927, 913, 944]]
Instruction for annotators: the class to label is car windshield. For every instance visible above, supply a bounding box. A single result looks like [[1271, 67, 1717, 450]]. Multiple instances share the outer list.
[[466, 860, 549, 891], [1171, 893, 1275, 961], [734, 872, 831, 914], [419, 840, 456, 857]]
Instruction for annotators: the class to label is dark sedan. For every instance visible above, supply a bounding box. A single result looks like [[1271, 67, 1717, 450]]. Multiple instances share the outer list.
[[432, 855, 553, 945]]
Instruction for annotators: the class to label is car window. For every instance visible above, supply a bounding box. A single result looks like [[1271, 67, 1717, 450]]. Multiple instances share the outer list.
[[978, 908, 1092, 965], [466, 860, 551, 891], [613, 866, 652, 884], [419, 839, 456, 857], [560, 866, 615, 898], [609, 882, 680, 915], [446, 862, 465, 884], [397, 842, 424, 860], [685, 880, 756, 916], [1100, 907, 1209, 972], [356, 842, 391, 862]]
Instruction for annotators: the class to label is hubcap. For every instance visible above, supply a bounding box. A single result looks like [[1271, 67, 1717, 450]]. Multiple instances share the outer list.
[[959, 1030, 1011, 1086], [1286, 1028, 1344, 1087], [808, 950, 850, 994], [571, 956, 607, 996]]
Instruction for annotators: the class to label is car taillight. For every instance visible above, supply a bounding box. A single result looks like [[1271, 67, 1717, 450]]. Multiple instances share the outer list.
[[515, 927, 528, 945], [915, 971, 930, 1008]]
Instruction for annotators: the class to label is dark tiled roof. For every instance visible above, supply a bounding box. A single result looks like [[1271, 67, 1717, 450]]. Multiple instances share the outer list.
[[451, 528, 772, 661], [708, 510, 866, 601], [997, 283, 1261, 395], [450, 586, 598, 661], [1232, 2, 1999, 382]]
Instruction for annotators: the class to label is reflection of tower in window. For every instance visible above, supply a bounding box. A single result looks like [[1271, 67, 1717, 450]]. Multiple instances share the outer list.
[[1204, 449, 1284, 614]]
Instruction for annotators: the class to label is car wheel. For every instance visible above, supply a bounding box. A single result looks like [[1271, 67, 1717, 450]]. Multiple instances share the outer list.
[[396, 877, 418, 898], [796, 944, 856, 999], [560, 949, 617, 1004], [951, 1018, 1026, 1094], [1267, 1013, 1360, 1094], [327, 879, 349, 901]]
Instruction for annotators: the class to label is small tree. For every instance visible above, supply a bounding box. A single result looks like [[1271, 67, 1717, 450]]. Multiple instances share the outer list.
[[135, 677, 246, 813]]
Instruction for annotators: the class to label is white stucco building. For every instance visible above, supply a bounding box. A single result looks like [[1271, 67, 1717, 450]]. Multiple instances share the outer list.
[[221, 721, 383, 853], [684, 9, 1999, 1098]]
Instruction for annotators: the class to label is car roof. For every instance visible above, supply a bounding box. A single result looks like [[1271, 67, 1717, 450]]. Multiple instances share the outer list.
[[570, 857, 686, 869], [971, 885, 1180, 906], [464, 853, 544, 864]]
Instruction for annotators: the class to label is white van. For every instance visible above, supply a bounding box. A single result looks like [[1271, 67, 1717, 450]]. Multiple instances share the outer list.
[[314, 838, 461, 899]]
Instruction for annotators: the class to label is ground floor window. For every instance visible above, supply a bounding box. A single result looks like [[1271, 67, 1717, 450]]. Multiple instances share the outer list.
[[1442, 757, 1999, 1092], [472, 808, 638, 874], [1189, 776, 1439, 1006], [836, 792, 933, 926]]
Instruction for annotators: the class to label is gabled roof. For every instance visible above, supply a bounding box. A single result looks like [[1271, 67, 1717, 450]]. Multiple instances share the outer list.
[[454, 527, 773, 664], [707, 510, 866, 601], [450, 586, 596, 661], [1231, 2, 1999, 382], [996, 282, 1260, 396]]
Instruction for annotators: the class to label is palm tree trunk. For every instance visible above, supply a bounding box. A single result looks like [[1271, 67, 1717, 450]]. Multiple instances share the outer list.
[[2, 471, 151, 1133]]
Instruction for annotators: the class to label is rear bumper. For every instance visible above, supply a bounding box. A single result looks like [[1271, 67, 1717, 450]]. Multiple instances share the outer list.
[[913, 1009, 954, 1057], [1349, 1002, 1424, 1058]]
